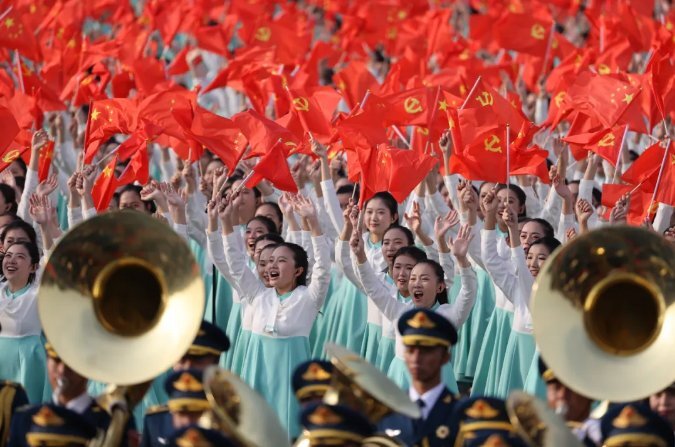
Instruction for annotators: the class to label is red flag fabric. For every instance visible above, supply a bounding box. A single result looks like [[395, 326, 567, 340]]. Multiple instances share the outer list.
[[622, 143, 665, 192], [655, 142, 675, 207], [0, 12, 41, 60], [285, 87, 339, 143], [84, 98, 139, 163], [494, 12, 553, 57], [37, 141, 55, 182], [245, 141, 298, 193], [91, 154, 120, 211], [0, 106, 20, 154], [232, 109, 299, 159]]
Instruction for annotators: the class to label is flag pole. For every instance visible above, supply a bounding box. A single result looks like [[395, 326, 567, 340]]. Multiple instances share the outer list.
[[506, 124, 511, 187], [14, 51, 25, 93], [540, 24, 556, 77], [646, 138, 672, 218], [611, 126, 630, 184], [391, 125, 411, 148], [0, 5, 13, 22], [460, 76, 481, 110]]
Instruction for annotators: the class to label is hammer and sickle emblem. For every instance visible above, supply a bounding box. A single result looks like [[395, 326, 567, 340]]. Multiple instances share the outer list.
[[598, 133, 615, 147], [597, 64, 610, 75], [554, 91, 566, 108], [417, 127, 429, 136], [293, 97, 310, 112], [530, 23, 546, 40], [475, 91, 493, 107], [484, 135, 502, 153], [255, 27, 271, 42], [2, 149, 21, 163], [404, 97, 423, 114]]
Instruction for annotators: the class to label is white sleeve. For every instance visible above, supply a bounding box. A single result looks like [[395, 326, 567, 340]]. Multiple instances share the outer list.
[[223, 231, 265, 303], [206, 231, 233, 282], [320, 180, 344, 235], [82, 206, 97, 220], [438, 266, 477, 328], [427, 191, 451, 217], [511, 248, 535, 312], [442, 175, 461, 210], [67, 206, 83, 228], [557, 213, 577, 242], [336, 238, 364, 289], [354, 255, 407, 322], [653, 204, 673, 234], [438, 251, 455, 288], [306, 235, 331, 310], [186, 193, 208, 247], [538, 189, 562, 229], [18, 168, 39, 224], [173, 223, 190, 244], [523, 186, 543, 220], [481, 229, 517, 301]]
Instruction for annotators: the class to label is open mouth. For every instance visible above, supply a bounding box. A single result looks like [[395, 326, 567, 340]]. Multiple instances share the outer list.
[[4, 265, 17, 273], [412, 290, 424, 300], [269, 271, 280, 280]]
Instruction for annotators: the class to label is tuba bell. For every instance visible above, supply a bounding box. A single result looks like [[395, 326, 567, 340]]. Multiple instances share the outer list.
[[506, 391, 583, 447], [531, 225, 675, 402], [38, 211, 205, 446], [200, 365, 291, 447]]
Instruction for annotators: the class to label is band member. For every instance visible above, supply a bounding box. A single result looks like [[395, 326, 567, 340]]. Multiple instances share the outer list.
[[299, 403, 373, 447], [600, 403, 674, 447], [167, 425, 238, 447], [22, 405, 97, 447], [378, 309, 461, 446], [0, 381, 28, 447], [449, 397, 518, 446], [141, 370, 210, 447], [292, 360, 334, 407]]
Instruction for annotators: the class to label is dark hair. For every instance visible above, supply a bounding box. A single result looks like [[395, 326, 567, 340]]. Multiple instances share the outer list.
[[495, 183, 527, 217], [11, 158, 27, 176], [0, 184, 18, 214], [365, 192, 399, 222], [247, 215, 279, 235], [1, 219, 37, 245], [275, 242, 309, 287], [383, 224, 414, 246], [528, 236, 561, 256], [227, 175, 262, 199], [336, 184, 355, 196], [118, 184, 156, 213], [2, 240, 40, 284], [415, 260, 448, 305], [254, 233, 284, 251], [256, 202, 283, 231], [523, 218, 555, 239], [392, 246, 427, 265], [14, 177, 25, 192]]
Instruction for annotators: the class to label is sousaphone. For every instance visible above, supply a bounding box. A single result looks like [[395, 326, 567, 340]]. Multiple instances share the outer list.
[[201, 366, 291, 447], [506, 391, 583, 447], [38, 211, 204, 385], [531, 226, 675, 402]]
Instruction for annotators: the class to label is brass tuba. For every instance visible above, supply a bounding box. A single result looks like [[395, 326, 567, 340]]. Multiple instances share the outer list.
[[531, 225, 675, 402], [200, 366, 291, 447], [38, 211, 205, 445]]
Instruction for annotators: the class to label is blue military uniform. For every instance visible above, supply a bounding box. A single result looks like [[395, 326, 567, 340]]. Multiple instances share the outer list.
[[378, 309, 461, 447], [167, 425, 238, 447], [0, 381, 28, 446], [140, 369, 210, 447], [449, 397, 517, 446]]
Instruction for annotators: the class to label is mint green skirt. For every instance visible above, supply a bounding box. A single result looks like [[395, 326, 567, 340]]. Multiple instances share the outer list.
[[375, 336, 396, 373], [454, 268, 496, 382], [0, 335, 50, 403], [310, 268, 366, 358], [387, 356, 459, 394], [496, 331, 536, 398], [360, 323, 381, 365], [240, 334, 310, 440], [227, 329, 251, 376], [470, 307, 514, 397], [221, 301, 242, 370], [523, 351, 547, 400]]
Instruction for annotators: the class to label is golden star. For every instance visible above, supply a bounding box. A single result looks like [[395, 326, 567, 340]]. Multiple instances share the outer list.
[[102, 166, 113, 178], [4, 17, 15, 28], [622, 93, 634, 104], [91, 109, 101, 121], [438, 99, 449, 111]]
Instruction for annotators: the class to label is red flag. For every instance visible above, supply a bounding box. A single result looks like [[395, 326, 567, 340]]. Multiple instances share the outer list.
[[91, 154, 120, 211], [37, 141, 55, 182], [116, 144, 150, 186], [286, 87, 339, 143], [494, 12, 553, 57], [601, 183, 656, 225], [232, 109, 299, 159], [655, 142, 675, 207], [564, 125, 627, 167], [0, 106, 20, 154], [84, 98, 139, 163], [245, 140, 298, 193], [0, 11, 41, 60], [333, 60, 378, 110], [621, 142, 665, 192]]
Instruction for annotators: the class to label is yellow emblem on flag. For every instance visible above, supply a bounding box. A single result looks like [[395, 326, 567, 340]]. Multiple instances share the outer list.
[[554, 91, 566, 108], [2, 150, 21, 164], [417, 127, 429, 136], [598, 133, 615, 147], [484, 135, 502, 153], [293, 97, 310, 112], [530, 23, 546, 40], [597, 64, 611, 75], [404, 97, 423, 114], [475, 91, 493, 107], [255, 27, 271, 42]]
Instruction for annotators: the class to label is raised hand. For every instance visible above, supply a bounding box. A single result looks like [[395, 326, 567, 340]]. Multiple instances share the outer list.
[[434, 209, 460, 240], [291, 194, 317, 219], [182, 163, 197, 195], [480, 185, 499, 215], [348, 203, 361, 230], [609, 194, 629, 223], [575, 198, 593, 224], [31, 129, 50, 152], [448, 224, 473, 267], [163, 183, 185, 209], [404, 201, 423, 235], [439, 129, 453, 157], [310, 137, 328, 160], [28, 193, 51, 225], [566, 227, 577, 241], [36, 173, 58, 197], [502, 206, 518, 232]]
